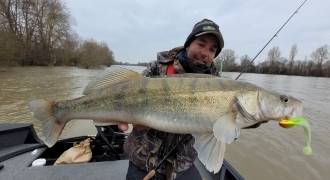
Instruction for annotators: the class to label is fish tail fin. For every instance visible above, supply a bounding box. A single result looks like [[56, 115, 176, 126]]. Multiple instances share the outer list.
[[28, 99, 65, 147]]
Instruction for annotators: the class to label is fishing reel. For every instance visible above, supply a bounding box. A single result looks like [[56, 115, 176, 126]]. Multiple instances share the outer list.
[[91, 124, 129, 161]]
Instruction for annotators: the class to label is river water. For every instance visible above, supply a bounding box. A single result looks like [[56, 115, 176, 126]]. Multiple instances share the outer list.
[[0, 66, 329, 180]]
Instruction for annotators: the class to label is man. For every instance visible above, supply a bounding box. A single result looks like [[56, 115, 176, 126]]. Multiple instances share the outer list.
[[120, 19, 224, 180]]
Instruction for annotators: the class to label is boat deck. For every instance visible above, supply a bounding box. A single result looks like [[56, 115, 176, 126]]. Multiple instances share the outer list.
[[1, 147, 129, 180], [0, 123, 244, 180]]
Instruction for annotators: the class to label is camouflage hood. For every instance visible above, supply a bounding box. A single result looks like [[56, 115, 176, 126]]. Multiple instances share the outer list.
[[157, 46, 219, 75]]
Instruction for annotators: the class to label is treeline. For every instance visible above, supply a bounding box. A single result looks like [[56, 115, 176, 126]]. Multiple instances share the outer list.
[[215, 44, 330, 77], [0, 0, 115, 68]]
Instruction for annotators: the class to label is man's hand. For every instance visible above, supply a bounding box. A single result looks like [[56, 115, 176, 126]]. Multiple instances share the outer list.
[[118, 123, 149, 131], [118, 123, 129, 131]]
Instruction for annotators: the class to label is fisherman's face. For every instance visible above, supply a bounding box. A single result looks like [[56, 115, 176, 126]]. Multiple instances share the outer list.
[[186, 34, 218, 65]]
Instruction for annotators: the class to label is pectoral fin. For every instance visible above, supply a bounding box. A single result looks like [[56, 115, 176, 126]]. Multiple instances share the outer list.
[[193, 133, 225, 173], [193, 114, 240, 173], [213, 113, 240, 144]]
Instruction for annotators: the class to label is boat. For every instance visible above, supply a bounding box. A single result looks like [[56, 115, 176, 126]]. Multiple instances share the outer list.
[[0, 123, 244, 180]]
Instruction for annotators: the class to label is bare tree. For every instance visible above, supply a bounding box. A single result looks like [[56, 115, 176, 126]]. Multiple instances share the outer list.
[[288, 44, 297, 74], [216, 49, 237, 72], [239, 55, 254, 72], [0, 0, 72, 66], [267, 46, 281, 74], [0, 31, 20, 65], [0, 0, 26, 64], [54, 32, 79, 65], [32, 0, 70, 65], [77, 39, 115, 69], [323, 61, 330, 77], [311, 45, 328, 76]]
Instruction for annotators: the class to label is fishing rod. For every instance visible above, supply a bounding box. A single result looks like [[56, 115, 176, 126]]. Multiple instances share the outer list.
[[235, 0, 308, 80], [143, 136, 192, 180]]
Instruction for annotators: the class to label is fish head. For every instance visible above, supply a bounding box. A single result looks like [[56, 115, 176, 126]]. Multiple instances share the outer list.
[[235, 89, 303, 129], [257, 90, 303, 122]]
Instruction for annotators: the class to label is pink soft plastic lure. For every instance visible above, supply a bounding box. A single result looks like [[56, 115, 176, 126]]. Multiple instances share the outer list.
[[279, 116, 312, 155]]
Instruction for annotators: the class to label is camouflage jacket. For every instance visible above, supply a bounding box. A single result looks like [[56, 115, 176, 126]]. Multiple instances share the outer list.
[[124, 46, 218, 178]]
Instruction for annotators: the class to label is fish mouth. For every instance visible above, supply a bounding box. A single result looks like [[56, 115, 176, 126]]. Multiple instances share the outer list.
[[279, 118, 296, 128], [279, 116, 305, 128], [279, 101, 304, 128]]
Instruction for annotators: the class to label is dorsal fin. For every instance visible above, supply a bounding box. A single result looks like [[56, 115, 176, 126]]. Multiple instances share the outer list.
[[83, 66, 142, 95]]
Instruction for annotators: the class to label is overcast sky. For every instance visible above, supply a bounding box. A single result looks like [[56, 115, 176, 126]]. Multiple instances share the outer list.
[[65, 0, 329, 64]]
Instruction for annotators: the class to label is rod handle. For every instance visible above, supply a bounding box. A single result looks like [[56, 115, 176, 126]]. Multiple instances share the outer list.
[[143, 170, 156, 180]]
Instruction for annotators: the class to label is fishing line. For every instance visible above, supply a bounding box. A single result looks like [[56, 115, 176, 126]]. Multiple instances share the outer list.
[[235, 0, 308, 80]]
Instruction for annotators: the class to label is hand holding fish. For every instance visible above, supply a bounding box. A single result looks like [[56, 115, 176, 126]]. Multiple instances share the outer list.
[[118, 123, 129, 131], [118, 123, 148, 131]]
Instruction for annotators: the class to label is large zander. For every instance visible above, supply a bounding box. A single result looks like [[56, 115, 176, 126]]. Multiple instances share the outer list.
[[29, 66, 303, 173]]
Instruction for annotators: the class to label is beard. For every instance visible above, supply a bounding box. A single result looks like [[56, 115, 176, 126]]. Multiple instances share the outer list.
[[177, 50, 214, 74]]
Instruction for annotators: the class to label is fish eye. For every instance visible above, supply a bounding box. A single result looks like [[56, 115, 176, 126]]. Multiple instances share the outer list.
[[280, 95, 289, 103]]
